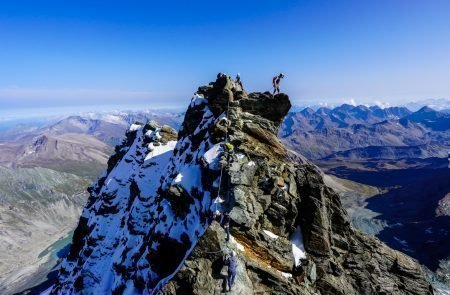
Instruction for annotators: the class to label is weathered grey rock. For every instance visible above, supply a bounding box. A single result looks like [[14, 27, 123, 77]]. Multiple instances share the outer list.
[[56, 74, 434, 295], [165, 75, 434, 295]]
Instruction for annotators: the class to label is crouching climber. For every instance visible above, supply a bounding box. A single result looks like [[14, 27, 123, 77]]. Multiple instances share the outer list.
[[219, 141, 235, 169], [225, 141, 235, 161], [225, 142, 234, 153], [272, 73, 285, 95], [224, 251, 238, 292], [211, 117, 229, 143]]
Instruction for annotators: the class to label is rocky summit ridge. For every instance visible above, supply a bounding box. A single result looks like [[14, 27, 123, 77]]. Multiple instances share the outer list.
[[49, 75, 433, 294]]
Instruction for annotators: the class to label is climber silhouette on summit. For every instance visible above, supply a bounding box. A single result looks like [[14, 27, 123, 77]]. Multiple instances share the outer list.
[[236, 73, 243, 88], [272, 73, 285, 95]]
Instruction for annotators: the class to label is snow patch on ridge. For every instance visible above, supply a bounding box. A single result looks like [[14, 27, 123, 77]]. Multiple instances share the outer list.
[[263, 230, 279, 240], [279, 271, 293, 279], [128, 123, 142, 132], [52, 95, 228, 294], [204, 143, 222, 164], [145, 140, 177, 160], [291, 226, 306, 266]]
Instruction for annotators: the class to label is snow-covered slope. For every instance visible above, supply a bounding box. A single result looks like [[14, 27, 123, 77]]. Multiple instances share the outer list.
[[51, 94, 229, 293]]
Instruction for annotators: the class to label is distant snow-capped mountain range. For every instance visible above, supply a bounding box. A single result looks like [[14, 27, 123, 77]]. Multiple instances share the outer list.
[[1, 99, 449, 294], [291, 98, 450, 113], [280, 104, 450, 159], [1, 103, 449, 164], [405, 98, 450, 112]]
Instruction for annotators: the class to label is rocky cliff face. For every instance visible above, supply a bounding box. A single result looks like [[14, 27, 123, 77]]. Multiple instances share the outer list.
[[50, 76, 433, 295]]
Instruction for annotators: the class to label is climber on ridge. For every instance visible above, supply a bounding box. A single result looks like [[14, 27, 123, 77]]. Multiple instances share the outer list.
[[223, 212, 231, 242], [225, 142, 234, 153], [236, 73, 243, 88], [224, 251, 238, 292], [272, 73, 285, 95], [219, 141, 234, 169], [212, 209, 222, 222]]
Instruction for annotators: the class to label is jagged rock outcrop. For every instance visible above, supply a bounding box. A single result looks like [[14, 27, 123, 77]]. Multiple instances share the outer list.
[[163, 75, 433, 295], [50, 75, 433, 295]]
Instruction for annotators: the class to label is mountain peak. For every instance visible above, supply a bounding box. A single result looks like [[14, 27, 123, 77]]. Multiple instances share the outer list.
[[406, 106, 450, 130], [50, 75, 432, 295], [337, 103, 355, 111], [316, 107, 331, 115], [196, 74, 291, 127], [300, 107, 315, 116], [417, 106, 436, 113], [355, 104, 369, 111]]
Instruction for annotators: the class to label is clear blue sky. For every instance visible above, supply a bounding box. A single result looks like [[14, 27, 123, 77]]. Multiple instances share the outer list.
[[1, 0, 450, 116]]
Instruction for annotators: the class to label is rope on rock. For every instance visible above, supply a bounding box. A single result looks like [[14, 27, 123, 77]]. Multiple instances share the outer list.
[[203, 249, 224, 254], [214, 91, 232, 212]]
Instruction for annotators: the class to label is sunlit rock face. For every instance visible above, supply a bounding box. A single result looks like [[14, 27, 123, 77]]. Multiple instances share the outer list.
[[50, 76, 433, 295]]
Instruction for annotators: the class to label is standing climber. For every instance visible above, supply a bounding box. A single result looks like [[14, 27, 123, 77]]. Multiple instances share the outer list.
[[225, 251, 238, 292], [223, 212, 231, 242], [272, 73, 285, 95], [236, 73, 243, 88]]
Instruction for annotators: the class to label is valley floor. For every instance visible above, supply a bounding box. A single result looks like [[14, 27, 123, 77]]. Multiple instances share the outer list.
[[318, 157, 450, 290], [0, 167, 89, 295], [1, 228, 73, 295]]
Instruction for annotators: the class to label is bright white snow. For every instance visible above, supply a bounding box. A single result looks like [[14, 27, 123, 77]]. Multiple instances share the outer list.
[[279, 271, 292, 279], [190, 94, 207, 107], [203, 143, 223, 165], [174, 173, 183, 183], [53, 97, 232, 293], [263, 230, 279, 239], [145, 141, 177, 161], [232, 237, 245, 252], [128, 123, 142, 132], [291, 225, 306, 266]]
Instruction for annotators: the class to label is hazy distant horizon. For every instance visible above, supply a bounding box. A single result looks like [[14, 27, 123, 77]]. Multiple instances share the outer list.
[[2, 87, 450, 119], [1, 97, 449, 124], [2, 0, 450, 114], [0, 103, 186, 122]]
